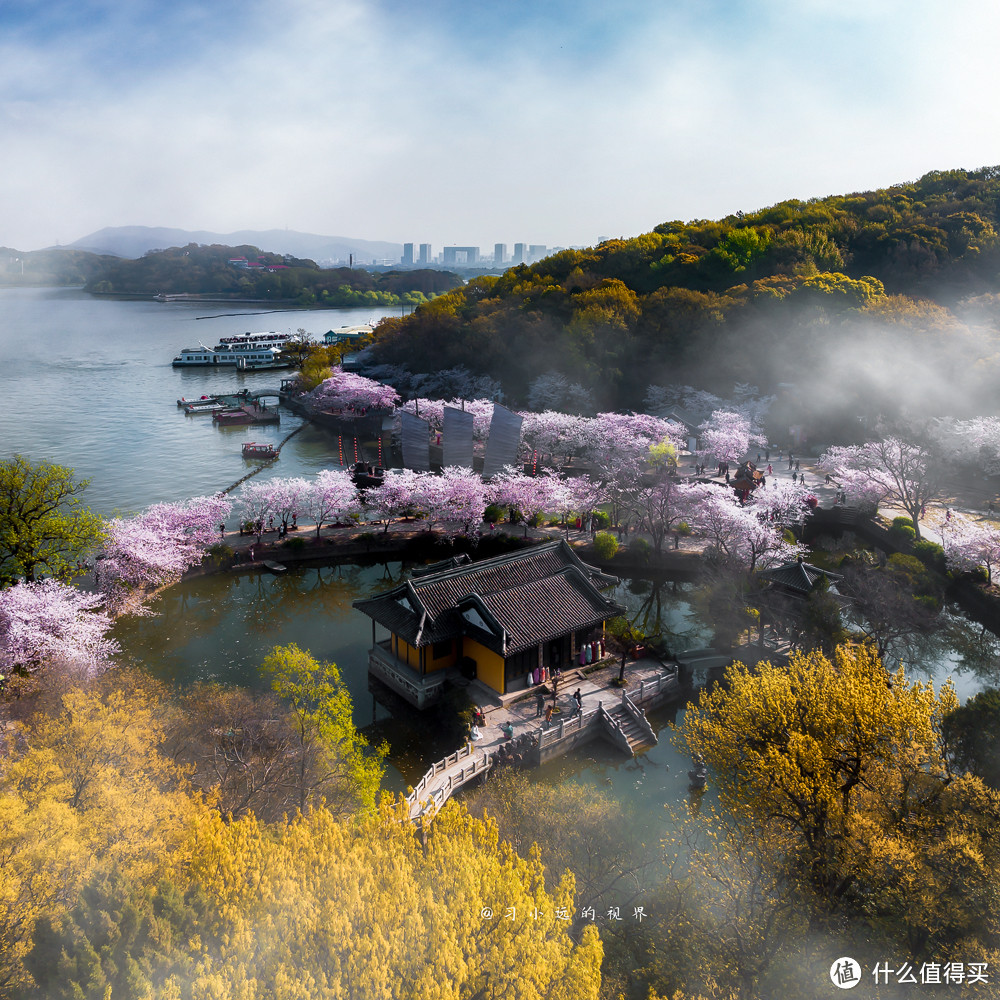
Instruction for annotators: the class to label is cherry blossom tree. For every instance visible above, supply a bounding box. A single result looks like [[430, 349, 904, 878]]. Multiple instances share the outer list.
[[526, 372, 590, 414], [690, 486, 803, 572], [400, 397, 446, 432], [576, 413, 686, 528], [620, 478, 710, 556], [487, 468, 567, 534], [304, 368, 400, 412], [365, 469, 429, 532], [419, 467, 490, 537], [98, 494, 232, 614], [546, 475, 600, 534], [518, 411, 588, 468], [239, 479, 279, 541], [942, 518, 1000, 584], [266, 477, 310, 531], [748, 478, 811, 525], [818, 438, 945, 538], [302, 470, 361, 536], [0, 578, 118, 676], [698, 410, 765, 465]]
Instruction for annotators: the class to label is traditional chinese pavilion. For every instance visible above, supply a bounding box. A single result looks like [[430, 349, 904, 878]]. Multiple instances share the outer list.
[[353, 539, 625, 708], [759, 556, 843, 598]]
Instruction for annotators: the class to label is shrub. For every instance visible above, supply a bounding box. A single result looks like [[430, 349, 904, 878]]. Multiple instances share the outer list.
[[888, 522, 917, 546], [912, 539, 947, 575], [483, 504, 504, 524], [284, 536, 307, 552], [204, 543, 234, 566], [891, 516, 915, 529], [592, 510, 611, 530], [676, 521, 692, 537], [593, 531, 619, 560], [629, 537, 652, 561]]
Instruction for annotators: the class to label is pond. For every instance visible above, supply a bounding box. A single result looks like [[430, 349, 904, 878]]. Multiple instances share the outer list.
[[112, 559, 999, 855]]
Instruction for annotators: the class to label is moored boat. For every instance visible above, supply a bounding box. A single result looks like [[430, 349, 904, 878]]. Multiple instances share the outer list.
[[171, 331, 298, 368], [242, 442, 277, 459], [351, 462, 385, 488]]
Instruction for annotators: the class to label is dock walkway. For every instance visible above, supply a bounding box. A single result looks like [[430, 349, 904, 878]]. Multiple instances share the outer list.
[[406, 658, 682, 821]]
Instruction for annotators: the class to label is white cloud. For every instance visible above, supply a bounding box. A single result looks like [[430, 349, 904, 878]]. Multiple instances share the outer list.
[[1, 0, 999, 251]]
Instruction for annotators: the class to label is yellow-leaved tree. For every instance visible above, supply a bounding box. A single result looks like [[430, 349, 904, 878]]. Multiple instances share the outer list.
[[171, 798, 603, 999], [659, 643, 1000, 999], [261, 642, 386, 817], [0, 675, 203, 997]]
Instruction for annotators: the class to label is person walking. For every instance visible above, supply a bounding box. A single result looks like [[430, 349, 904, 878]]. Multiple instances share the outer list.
[[572, 689, 583, 716], [545, 703, 554, 726], [535, 688, 545, 718]]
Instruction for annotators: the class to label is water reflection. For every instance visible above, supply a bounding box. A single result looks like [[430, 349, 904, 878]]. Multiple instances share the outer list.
[[609, 576, 712, 651]]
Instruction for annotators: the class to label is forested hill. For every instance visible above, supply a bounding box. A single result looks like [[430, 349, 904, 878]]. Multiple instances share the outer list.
[[82, 243, 462, 306], [369, 167, 1000, 431]]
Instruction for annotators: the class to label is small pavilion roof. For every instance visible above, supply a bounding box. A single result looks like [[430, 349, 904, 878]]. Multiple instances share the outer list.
[[759, 557, 843, 595]]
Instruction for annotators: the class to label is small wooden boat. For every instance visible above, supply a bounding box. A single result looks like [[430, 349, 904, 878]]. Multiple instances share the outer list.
[[262, 560, 286, 573], [185, 402, 228, 414], [351, 462, 385, 488], [242, 442, 277, 459]]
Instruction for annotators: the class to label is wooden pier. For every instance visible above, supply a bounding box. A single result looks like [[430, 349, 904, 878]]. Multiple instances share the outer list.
[[405, 662, 681, 822]]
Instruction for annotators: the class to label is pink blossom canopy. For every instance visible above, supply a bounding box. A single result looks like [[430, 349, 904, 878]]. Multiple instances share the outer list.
[[0, 579, 119, 675], [305, 368, 400, 412]]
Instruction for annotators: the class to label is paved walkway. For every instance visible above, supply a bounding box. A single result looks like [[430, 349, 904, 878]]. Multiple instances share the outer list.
[[407, 655, 675, 820]]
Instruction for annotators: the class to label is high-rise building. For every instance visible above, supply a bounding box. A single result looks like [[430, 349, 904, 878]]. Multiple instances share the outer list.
[[442, 246, 480, 265], [528, 244, 547, 263], [402, 243, 414, 265], [513, 243, 527, 265], [494, 243, 507, 265], [419, 243, 431, 265]]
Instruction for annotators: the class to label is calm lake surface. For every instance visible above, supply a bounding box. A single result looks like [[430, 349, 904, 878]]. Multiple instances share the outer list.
[[0, 285, 399, 515], [4, 287, 997, 840]]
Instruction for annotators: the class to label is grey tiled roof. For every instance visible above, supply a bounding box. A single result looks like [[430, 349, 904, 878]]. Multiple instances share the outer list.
[[354, 539, 624, 655], [760, 559, 843, 595]]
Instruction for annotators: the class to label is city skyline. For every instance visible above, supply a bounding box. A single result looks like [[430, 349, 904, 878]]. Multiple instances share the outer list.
[[2, 1, 1000, 253]]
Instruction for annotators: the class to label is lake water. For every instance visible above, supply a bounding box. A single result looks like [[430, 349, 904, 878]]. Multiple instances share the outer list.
[[0, 285, 400, 515]]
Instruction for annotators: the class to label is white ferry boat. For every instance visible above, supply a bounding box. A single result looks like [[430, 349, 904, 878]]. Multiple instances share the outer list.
[[171, 331, 297, 368]]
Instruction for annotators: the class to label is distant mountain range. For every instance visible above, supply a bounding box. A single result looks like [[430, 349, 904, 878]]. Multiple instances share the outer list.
[[67, 227, 403, 263]]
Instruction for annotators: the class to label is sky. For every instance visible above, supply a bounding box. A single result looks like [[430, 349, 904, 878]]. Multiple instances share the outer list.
[[2, 0, 1000, 253]]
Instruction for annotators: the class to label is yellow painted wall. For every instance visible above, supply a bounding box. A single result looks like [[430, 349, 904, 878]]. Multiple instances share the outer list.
[[394, 635, 417, 671], [390, 634, 457, 675], [426, 639, 457, 674], [465, 639, 506, 694]]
